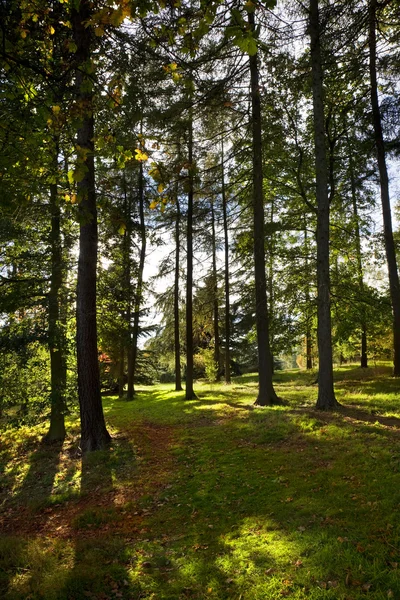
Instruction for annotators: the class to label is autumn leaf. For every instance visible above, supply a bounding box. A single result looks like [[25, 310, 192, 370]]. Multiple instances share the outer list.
[[135, 148, 148, 162]]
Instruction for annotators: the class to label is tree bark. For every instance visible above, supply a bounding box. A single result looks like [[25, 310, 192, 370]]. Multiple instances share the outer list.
[[248, 11, 279, 406], [185, 105, 197, 400], [127, 161, 146, 399], [221, 138, 231, 384], [45, 139, 66, 442], [267, 194, 275, 375], [174, 191, 183, 391], [73, 0, 111, 451], [304, 219, 313, 370], [369, 0, 400, 376], [211, 197, 220, 380], [309, 0, 339, 409]]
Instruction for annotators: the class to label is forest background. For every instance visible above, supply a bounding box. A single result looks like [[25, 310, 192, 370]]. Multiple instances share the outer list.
[[1, 0, 400, 446]]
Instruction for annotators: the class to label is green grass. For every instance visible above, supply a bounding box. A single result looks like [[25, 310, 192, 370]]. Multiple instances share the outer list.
[[1, 364, 400, 599]]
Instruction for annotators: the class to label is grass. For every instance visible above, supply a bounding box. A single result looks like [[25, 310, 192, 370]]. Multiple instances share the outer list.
[[1, 364, 400, 599]]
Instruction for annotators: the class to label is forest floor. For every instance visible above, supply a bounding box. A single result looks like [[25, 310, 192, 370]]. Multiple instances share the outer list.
[[1, 365, 400, 599]]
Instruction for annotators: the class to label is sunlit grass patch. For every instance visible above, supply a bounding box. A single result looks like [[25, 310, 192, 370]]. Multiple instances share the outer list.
[[2, 367, 400, 598]]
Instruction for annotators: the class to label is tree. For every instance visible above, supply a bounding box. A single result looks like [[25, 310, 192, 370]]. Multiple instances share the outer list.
[[72, 0, 110, 452], [308, 0, 339, 409], [368, 0, 400, 376], [248, 7, 279, 406]]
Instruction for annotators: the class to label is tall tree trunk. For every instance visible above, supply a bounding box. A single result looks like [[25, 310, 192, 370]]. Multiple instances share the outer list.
[[73, 1, 111, 451], [347, 133, 368, 368], [185, 105, 197, 400], [248, 11, 279, 406], [309, 0, 339, 409], [127, 161, 146, 399], [369, 0, 400, 376], [221, 138, 231, 384], [174, 192, 183, 391], [211, 197, 220, 380], [46, 138, 66, 442], [267, 194, 275, 375], [304, 219, 313, 370]]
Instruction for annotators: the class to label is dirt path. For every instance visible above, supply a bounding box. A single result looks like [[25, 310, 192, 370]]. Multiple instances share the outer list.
[[1, 420, 181, 540]]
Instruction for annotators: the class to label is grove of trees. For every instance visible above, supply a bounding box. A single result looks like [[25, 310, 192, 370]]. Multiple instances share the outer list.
[[1, 0, 399, 451]]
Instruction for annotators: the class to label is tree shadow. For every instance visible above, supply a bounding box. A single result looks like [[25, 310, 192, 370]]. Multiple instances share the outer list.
[[11, 438, 64, 513]]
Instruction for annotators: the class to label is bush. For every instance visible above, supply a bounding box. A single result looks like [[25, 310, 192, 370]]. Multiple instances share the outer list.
[[198, 349, 218, 382]]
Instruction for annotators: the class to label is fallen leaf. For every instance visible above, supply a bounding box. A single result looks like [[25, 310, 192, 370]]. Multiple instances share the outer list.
[[293, 560, 303, 568], [327, 581, 338, 588]]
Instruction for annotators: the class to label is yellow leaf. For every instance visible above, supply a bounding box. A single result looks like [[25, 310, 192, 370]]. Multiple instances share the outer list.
[[157, 183, 164, 193], [52, 105, 61, 114], [64, 194, 70, 202], [149, 201, 158, 210], [135, 148, 148, 162], [170, 62, 178, 71], [21, 30, 27, 39], [49, 26, 55, 35], [70, 194, 77, 204], [118, 223, 126, 235]]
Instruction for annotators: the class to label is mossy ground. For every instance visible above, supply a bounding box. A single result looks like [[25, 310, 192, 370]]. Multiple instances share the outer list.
[[1, 364, 400, 599]]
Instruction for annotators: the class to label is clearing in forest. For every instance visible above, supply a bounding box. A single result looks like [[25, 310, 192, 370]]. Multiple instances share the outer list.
[[1, 366, 400, 599]]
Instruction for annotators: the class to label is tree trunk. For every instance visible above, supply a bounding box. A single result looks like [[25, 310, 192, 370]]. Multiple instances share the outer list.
[[369, 0, 400, 376], [347, 133, 368, 369], [309, 0, 339, 409], [185, 105, 197, 400], [304, 220, 313, 370], [45, 139, 66, 442], [268, 194, 275, 375], [73, 0, 111, 452], [127, 161, 146, 399], [248, 11, 279, 406], [221, 138, 231, 384], [211, 197, 220, 380], [174, 192, 183, 391]]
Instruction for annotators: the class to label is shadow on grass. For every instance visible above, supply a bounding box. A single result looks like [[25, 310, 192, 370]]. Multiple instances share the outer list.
[[12, 438, 64, 512], [3, 371, 400, 599]]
